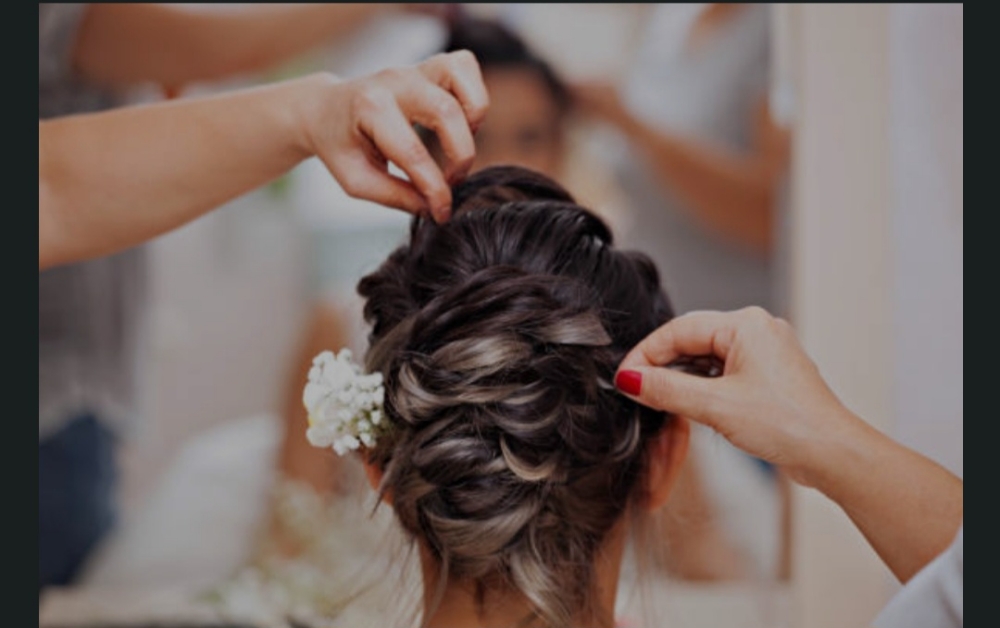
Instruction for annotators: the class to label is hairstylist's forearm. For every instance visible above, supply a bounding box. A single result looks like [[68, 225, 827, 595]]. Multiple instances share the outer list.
[[41, 49, 489, 269], [74, 3, 398, 87], [808, 411, 964, 583], [39, 74, 322, 270]]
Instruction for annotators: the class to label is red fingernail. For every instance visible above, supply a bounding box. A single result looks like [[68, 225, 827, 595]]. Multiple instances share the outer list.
[[615, 370, 642, 396]]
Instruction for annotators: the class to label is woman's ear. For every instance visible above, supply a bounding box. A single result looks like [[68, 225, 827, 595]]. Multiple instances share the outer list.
[[361, 455, 392, 505], [643, 417, 691, 512]]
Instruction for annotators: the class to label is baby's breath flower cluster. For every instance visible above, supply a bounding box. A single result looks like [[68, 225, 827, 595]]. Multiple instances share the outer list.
[[303, 349, 387, 456]]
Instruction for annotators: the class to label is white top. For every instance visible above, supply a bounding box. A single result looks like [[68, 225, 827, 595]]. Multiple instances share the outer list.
[[874, 525, 963, 628]]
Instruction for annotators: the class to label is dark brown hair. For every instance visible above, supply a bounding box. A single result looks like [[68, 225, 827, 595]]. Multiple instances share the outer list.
[[358, 166, 673, 627]]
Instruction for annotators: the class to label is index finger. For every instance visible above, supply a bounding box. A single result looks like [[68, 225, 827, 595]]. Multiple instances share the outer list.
[[359, 99, 452, 222], [619, 310, 739, 371], [419, 51, 490, 132]]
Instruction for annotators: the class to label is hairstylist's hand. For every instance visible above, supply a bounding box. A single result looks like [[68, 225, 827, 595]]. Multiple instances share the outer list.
[[299, 50, 488, 222], [614, 307, 871, 487], [616, 306, 964, 583]]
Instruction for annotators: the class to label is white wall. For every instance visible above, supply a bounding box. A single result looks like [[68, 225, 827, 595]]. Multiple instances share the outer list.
[[787, 4, 963, 627], [888, 3, 963, 479], [788, 5, 897, 627]]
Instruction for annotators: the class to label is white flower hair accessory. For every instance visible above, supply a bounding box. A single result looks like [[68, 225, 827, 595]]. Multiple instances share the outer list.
[[303, 349, 387, 456]]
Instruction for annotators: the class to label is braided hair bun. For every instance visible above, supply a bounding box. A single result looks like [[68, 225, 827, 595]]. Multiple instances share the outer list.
[[358, 166, 674, 627]]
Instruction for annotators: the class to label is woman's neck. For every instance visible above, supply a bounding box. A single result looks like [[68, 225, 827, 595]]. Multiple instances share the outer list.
[[417, 522, 628, 628]]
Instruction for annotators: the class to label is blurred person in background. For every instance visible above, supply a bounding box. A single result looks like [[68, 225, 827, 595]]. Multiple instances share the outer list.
[[572, 2, 793, 580], [38, 2, 454, 594], [573, 2, 790, 314], [272, 14, 750, 582]]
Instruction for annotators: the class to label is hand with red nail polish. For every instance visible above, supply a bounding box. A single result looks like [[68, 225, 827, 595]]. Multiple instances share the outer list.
[[614, 306, 963, 584], [615, 306, 865, 486], [304, 50, 489, 224], [614, 369, 643, 396]]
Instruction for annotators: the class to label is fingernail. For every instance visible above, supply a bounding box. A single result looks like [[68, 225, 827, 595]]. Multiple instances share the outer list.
[[615, 370, 642, 396]]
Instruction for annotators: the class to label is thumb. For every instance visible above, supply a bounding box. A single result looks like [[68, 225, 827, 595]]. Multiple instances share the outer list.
[[614, 366, 719, 427]]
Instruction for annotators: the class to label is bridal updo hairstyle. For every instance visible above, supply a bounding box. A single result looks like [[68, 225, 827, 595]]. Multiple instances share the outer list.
[[358, 166, 674, 627]]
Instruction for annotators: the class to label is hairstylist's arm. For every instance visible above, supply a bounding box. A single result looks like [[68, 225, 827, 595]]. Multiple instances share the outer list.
[[615, 307, 963, 583], [39, 51, 487, 271], [72, 4, 446, 89]]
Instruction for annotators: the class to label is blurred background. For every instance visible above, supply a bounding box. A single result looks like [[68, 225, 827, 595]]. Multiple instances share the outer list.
[[39, 4, 962, 628]]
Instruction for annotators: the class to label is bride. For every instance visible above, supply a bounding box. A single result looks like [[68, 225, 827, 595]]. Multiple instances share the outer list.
[[312, 164, 692, 627]]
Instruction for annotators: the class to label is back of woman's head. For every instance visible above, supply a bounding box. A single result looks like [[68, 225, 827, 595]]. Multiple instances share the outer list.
[[358, 166, 674, 627]]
